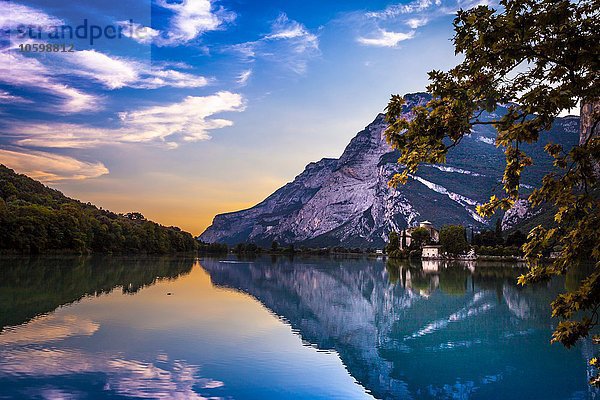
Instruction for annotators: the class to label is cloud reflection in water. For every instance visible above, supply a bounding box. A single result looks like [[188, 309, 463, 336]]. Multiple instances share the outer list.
[[0, 347, 224, 399], [0, 310, 223, 399]]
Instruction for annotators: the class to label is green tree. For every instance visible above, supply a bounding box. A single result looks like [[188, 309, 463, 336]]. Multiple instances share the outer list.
[[384, 0, 599, 385], [0, 165, 197, 254], [495, 218, 504, 244], [271, 240, 279, 251], [439, 225, 470, 256], [386, 231, 399, 253], [410, 227, 431, 249], [506, 230, 527, 247]]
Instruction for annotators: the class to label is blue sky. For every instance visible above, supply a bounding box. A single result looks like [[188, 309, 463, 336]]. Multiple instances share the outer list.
[[0, 0, 488, 234]]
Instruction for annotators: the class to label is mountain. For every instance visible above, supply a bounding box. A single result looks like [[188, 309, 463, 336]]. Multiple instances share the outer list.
[[0, 165, 197, 253], [200, 93, 580, 247]]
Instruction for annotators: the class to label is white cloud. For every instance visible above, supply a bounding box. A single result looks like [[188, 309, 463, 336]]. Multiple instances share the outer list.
[[156, 0, 236, 46], [63, 50, 210, 90], [0, 2, 63, 31], [0, 47, 208, 112], [229, 13, 319, 75], [117, 21, 161, 45], [0, 89, 31, 104], [0, 3, 100, 113], [137, 68, 210, 89], [357, 29, 415, 47], [117, 1, 236, 46], [0, 148, 109, 181], [229, 42, 256, 59], [406, 17, 429, 28], [117, 91, 244, 143], [10, 91, 245, 148], [237, 69, 252, 85], [366, 0, 441, 19], [0, 51, 99, 113], [264, 13, 319, 55], [265, 14, 313, 41], [457, 0, 495, 8], [66, 50, 139, 90], [353, 0, 457, 47]]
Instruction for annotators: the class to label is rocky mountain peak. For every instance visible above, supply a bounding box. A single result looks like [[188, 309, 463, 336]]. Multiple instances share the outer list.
[[199, 93, 580, 247]]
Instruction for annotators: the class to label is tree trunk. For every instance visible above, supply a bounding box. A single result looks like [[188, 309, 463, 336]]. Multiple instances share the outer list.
[[580, 101, 600, 143], [580, 100, 600, 180]]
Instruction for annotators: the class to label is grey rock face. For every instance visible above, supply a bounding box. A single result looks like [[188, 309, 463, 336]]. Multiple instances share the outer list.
[[501, 199, 535, 231], [200, 93, 580, 247]]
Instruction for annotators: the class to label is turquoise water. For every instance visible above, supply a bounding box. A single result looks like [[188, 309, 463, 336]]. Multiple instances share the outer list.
[[0, 256, 594, 399]]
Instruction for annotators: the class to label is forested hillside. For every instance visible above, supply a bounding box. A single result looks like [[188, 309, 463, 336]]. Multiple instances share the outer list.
[[0, 165, 197, 254]]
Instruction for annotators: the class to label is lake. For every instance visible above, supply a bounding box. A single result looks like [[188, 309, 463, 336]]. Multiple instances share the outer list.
[[0, 255, 595, 399]]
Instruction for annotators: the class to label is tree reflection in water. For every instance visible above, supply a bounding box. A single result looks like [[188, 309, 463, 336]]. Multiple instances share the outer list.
[[0, 255, 194, 332]]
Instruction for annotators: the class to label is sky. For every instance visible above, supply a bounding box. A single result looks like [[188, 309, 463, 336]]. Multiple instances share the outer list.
[[0, 0, 490, 235]]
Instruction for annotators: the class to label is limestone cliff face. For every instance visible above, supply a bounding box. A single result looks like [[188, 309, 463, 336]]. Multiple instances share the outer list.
[[200, 93, 580, 247]]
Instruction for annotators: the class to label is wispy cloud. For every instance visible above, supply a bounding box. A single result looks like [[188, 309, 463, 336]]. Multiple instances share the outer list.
[[154, 0, 236, 46], [0, 3, 100, 112], [264, 14, 317, 42], [229, 13, 319, 75], [0, 1, 63, 30], [0, 46, 209, 112], [406, 17, 429, 28], [64, 50, 210, 90], [3, 0, 234, 49], [0, 148, 109, 181], [366, 0, 442, 19], [9, 91, 245, 149], [353, 0, 454, 47], [0, 51, 99, 113], [357, 29, 415, 47], [237, 69, 252, 85], [117, 21, 161, 45], [0, 90, 32, 104]]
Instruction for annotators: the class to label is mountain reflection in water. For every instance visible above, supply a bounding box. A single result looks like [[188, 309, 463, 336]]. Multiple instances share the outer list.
[[0, 255, 596, 400], [202, 257, 596, 400]]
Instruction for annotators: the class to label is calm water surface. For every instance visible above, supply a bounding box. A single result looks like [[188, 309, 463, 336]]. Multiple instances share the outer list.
[[0, 255, 595, 399]]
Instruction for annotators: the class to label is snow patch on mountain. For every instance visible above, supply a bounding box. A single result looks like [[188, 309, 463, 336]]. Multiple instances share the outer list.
[[424, 164, 485, 177], [409, 174, 487, 224], [478, 136, 495, 145]]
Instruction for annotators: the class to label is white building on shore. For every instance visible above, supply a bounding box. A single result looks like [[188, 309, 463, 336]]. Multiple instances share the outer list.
[[422, 244, 443, 259]]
